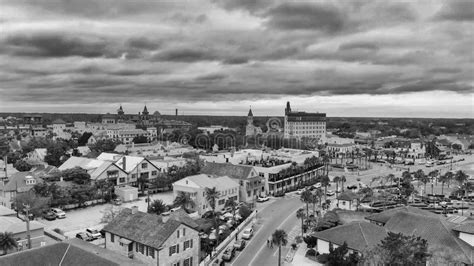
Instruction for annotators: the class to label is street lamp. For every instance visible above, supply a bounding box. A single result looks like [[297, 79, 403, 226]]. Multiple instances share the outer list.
[[22, 204, 32, 249]]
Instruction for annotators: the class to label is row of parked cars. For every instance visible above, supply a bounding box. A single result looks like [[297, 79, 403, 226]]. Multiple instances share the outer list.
[[42, 208, 67, 220]]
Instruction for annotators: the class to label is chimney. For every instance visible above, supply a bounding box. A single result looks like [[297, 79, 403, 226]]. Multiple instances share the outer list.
[[175, 109, 178, 116], [131, 206, 138, 214], [122, 156, 126, 171]]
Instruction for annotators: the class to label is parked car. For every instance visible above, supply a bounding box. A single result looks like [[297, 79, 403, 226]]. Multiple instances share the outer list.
[[76, 232, 93, 241], [42, 210, 56, 221], [112, 198, 122, 205], [314, 183, 322, 188], [233, 239, 246, 251], [257, 196, 269, 202], [86, 228, 102, 239], [242, 228, 254, 240], [222, 246, 236, 261], [347, 185, 357, 190], [326, 190, 335, 196], [274, 191, 286, 197], [296, 189, 304, 195], [50, 208, 66, 219]]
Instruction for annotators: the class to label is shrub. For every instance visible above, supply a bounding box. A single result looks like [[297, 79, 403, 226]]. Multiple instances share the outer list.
[[291, 243, 297, 250], [53, 228, 64, 235], [306, 248, 317, 257], [317, 253, 329, 263], [295, 236, 303, 244]]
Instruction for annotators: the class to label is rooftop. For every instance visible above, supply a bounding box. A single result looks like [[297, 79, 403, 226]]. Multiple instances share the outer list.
[[0, 216, 44, 233], [174, 174, 239, 191], [365, 206, 439, 224], [0, 172, 42, 192], [102, 208, 198, 249], [200, 162, 256, 180], [453, 223, 474, 234], [313, 221, 387, 252]]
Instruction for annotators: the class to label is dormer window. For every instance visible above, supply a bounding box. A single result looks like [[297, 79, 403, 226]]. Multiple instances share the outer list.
[[25, 176, 36, 185]]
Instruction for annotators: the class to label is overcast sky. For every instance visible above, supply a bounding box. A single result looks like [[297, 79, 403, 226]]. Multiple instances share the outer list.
[[0, 0, 473, 118]]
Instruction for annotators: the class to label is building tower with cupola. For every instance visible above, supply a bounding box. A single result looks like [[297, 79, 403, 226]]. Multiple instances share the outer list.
[[284, 101, 327, 142]]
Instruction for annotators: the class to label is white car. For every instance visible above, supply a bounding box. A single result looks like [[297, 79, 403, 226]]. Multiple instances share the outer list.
[[257, 196, 269, 202], [86, 228, 101, 239], [50, 208, 66, 219], [314, 183, 322, 189], [241, 228, 254, 240]]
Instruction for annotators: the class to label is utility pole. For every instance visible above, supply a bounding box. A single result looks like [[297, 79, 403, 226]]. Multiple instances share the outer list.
[[23, 204, 32, 249]]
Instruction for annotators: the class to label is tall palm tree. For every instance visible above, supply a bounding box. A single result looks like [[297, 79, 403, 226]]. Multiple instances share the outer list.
[[420, 174, 430, 197], [173, 191, 195, 212], [301, 190, 312, 222], [323, 154, 330, 176], [444, 171, 454, 188], [272, 229, 288, 266], [333, 176, 341, 196], [438, 173, 449, 195], [314, 189, 324, 208], [340, 175, 346, 192], [296, 208, 305, 238], [205, 187, 220, 243], [455, 170, 468, 196], [0, 231, 18, 255], [225, 197, 237, 221], [321, 175, 330, 201]]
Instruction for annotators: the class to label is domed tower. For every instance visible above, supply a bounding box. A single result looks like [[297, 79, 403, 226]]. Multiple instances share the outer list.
[[117, 105, 124, 115]]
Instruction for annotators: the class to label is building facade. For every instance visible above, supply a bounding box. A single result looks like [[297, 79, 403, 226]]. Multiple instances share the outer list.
[[283, 101, 326, 141]]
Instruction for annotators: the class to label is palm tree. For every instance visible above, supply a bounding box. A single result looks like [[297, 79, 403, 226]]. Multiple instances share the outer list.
[[321, 175, 330, 201], [301, 190, 312, 222], [148, 199, 167, 215], [444, 171, 454, 188], [414, 169, 426, 189], [0, 231, 18, 255], [340, 175, 346, 192], [323, 154, 330, 176], [455, 170, 469, 196], [205, 187, 220, 243], [296, 208, 305, 237], [420, 174, 430, 197], [333, 176, 341, 196], [314, 189, 324, 208], [272, 229, 288, 266], [387, 174, 395, 188], [173, 191, 195, 212], [225, 198, 238, 221], [438, 173, 449, 195]]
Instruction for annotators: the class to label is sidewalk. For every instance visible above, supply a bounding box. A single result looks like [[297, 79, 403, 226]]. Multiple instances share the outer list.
[[289, 244, 322, 266]]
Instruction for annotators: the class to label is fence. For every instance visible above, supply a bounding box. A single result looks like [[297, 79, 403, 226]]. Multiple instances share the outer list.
[[199, 210, 257, 266]]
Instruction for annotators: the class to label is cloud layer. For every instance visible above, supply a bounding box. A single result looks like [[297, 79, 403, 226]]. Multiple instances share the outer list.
[[0, 0, 472, 117]]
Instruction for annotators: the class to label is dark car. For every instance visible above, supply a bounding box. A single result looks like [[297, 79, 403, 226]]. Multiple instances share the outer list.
[[202, 211, 216, 219], [76, 232, 93, 241], [233, 239, 246, 251], [42, 210, 56, 221], [347, 185, 357, 190], [222, 246, 236, 261], [274, 191, 286, 197]]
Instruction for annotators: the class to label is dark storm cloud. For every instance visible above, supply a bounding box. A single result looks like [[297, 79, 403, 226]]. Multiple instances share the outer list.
[[126, 37, 161, 50], [213, 0, 270, 13], [3, 33, 113, 58], [221, 57, 249, 65], [264, 3, 346, 32], [152, 47, 217, 62], [338, 41, 379, 51], [434, 0, 474, 21], [195, 73, 227, 81]]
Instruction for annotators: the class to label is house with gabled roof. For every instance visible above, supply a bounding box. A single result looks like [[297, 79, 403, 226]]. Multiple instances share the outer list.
[[312, 221, 387, 255], [58, 156, 128, 185], [173, 174, 239, 215], [0, 172, 42, 208], [336, 191, 360, 210], [102, 206, 199, 266], [200, 162, 264, 204], [453, 223, 474, 247]]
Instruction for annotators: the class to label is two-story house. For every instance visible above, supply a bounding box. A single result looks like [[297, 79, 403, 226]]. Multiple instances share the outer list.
[[173, 174, 239, 215], [0, 173, 42, 208], [200, 162, 264, 206], [102, 206, 199, 266]]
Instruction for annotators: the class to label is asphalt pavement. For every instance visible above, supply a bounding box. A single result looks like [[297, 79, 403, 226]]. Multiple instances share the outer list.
[[231, 196, 303, 266]]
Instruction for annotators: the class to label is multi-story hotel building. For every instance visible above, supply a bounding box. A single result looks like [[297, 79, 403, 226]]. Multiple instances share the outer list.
[[283, 102, 326, 142]]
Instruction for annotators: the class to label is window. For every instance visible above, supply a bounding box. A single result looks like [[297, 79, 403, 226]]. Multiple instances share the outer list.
[[132, 174, 137, 179], [119, 177, 125, 183], [139, 243, 145, 254], [151, 171, 157, 176], [172, 263, 180, 266], [184, 257, 193, 266], [169, 244, 179, 256], [183, 228, 186, 236], [142, 163, 148, 169], [149, 247, 155, 258], [218, 199, 225, 205], [110, 234, 114, 243], [177, 230, 180, 238], [184, 239, 193, 250]]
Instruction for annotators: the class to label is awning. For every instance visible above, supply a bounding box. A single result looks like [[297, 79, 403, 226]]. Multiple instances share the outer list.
[[120, 238, 132, 245]]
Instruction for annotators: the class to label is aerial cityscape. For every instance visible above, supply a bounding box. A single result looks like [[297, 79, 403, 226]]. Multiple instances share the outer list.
[[0, 0, 473, 266]]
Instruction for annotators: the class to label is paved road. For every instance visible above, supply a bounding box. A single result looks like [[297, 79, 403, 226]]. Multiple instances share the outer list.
[[231, 196, 303, 266]]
